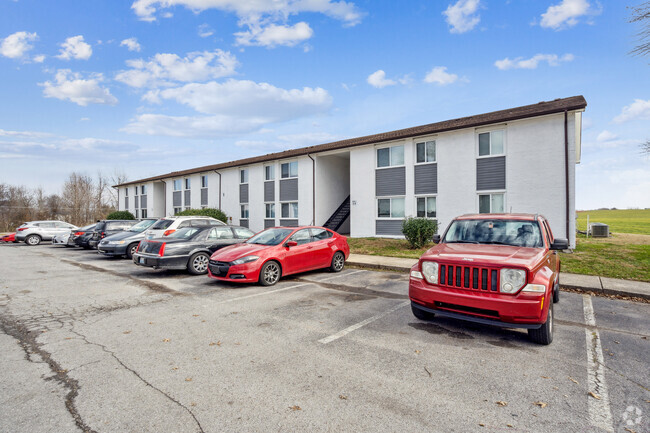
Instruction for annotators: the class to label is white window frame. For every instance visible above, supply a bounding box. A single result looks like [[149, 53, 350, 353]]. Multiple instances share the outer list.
[[376, 144, 405, 169], [173, 207, 182, 215], [141, 185, 147, 195], [201, 175, 208, 188], [280, 161, 298, 179], [240, 169, 249, 184], [173, 180, 182, 191], [240, 204, 249, 219], [125, 187, 129, 197], [376, 197, 405, 219], [477, 191, 506, 214], [141, 209, 148, 218], [264, 165, 275, 181], [184, 178, 191, 190], [135, 209, 139, 218], [281, 202, 298, 218], [265, 203, 275, 219], [415, 140, 436, 164], [415, 196, 437, 219], [477, 129, 506, 159]]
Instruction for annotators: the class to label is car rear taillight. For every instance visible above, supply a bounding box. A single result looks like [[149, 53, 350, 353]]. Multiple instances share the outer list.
[[100, 232, 106, 238], [136, 241, 141, 252], [74, 231, 83, 236], [163, 229, 175, 236], [159, 242, 166, 257], [17, 228, 27, 231]]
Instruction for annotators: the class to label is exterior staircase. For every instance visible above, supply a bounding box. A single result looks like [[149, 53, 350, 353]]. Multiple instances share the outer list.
[[323, 196, 350, 233]]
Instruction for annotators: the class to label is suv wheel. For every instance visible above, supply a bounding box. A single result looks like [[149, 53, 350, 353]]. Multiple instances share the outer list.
[[553, 279, 560, 303], [25, 234, 41, 246], [188, 253, 210, 275], [528, 302, 553, 345]]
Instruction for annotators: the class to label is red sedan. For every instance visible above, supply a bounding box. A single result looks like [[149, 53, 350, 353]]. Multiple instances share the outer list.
[[0, 233, 16, 243], [208, 226, 350, 286]]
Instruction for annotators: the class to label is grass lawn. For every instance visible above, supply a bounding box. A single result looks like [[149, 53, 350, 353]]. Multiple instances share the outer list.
[[576, 208, 650, 235]]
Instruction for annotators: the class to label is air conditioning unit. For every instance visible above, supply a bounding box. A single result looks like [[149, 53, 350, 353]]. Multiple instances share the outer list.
[[590, 223, 609, 238]]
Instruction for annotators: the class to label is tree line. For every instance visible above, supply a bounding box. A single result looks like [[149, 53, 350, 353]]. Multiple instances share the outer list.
[[0, 172, 126, 232]]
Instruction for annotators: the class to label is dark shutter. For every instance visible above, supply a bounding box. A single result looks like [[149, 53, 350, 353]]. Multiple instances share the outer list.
[[140, 195, 147, 208], [376, 220, 404, 236], [477, 156, 506, 191], [279, 179, 298, 201], [184, 190, 191, 206], [376, 167, 406, 196], [279, 219, 299, 227], [201, 188, 208, 206], [414, 164, 438, 194], [264, 181, 275, 202], [240, 184, 249, 203], [173, 191, 182, 207]]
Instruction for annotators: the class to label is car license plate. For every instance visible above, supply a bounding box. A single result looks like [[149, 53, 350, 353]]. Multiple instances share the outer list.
[[139, 257, 146, 264]]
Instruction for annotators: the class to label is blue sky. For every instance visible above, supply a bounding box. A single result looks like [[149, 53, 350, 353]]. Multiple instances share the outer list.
[[0, 0, 648, 210]]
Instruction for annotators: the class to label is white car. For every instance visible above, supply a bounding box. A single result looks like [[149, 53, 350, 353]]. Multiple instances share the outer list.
[[15, 220, 78, 246], [143, 216, 226, 239], [52, 232, 72, 246]]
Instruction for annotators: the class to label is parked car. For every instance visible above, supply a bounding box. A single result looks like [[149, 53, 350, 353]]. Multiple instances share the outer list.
[[52, 232, 71, 246], [70, 224, 97, 249], [88, 219, 140, 249], [15, 220, 78, 246], [143, 216, 226, 240], [133, 225, 255, 274], [0, 233, 16, 243], [409, 213, 567, 345], [97, 218, 159, 259], [208, 226, 350, 286]]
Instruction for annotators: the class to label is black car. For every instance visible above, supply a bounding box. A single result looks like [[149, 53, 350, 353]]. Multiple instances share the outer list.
[[97, 218, 159, 259], [133, 225, 255, 274], [70, 224, 97, 249], [89, 219, 140, 249]]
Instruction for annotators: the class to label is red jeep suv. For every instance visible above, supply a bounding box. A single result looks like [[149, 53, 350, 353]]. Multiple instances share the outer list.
[[409, 214, 567, 345]]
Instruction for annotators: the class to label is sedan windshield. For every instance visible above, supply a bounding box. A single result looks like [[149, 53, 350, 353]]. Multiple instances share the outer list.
[[444, 219, 543, 248], [129, 219, 157, 232], [246, 228, 294, 246], [167, 227, 202, 239]]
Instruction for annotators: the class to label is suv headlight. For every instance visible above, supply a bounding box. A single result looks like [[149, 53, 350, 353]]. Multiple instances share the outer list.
[[232, 255, 259, 265], [500, 268, 526, 293], [421, 261, 439, 285]]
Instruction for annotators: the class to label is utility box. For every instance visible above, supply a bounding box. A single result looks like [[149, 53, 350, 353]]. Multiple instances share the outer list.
[[589, 223, 609, 238]]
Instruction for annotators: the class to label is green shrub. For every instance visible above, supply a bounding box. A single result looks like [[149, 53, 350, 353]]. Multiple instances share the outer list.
[[106, 211, 135, 220], [402, 217, 438, 249], [175, 208, 228, 224]]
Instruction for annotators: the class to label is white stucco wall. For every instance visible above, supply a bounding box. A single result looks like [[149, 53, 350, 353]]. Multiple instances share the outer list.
[[315, 153, 350, 230], [350, 145, 378, 237]]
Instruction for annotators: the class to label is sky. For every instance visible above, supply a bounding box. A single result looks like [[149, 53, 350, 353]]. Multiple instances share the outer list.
[[0, 0, 649, 210]]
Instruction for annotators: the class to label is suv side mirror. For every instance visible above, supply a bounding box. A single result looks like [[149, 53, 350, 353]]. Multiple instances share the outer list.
[[285, 241, 298, 248], [432, 234, 441, 244], [550, 238, 568, 250]]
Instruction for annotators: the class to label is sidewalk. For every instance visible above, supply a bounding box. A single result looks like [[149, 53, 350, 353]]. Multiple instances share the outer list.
[[347, 253, 650, 301]]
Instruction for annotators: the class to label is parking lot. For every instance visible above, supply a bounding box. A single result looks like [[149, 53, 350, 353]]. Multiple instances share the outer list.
[[1, 243, 648, 433]]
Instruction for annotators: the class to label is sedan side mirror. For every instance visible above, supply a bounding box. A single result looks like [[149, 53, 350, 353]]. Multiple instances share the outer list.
[[432, 234, 441, 244], [285, 241, 298, 248], [550, 238, 568, 250]]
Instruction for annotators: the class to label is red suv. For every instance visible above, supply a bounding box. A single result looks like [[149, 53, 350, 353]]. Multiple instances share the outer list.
[[409, 214, 567, 345]]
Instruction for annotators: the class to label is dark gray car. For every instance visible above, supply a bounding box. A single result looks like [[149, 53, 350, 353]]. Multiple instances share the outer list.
[[97, 219, 159, 259], [88, 219, 142, 249]]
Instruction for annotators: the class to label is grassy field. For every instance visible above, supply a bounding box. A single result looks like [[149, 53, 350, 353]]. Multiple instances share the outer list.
[[576, 208, 650, 235]]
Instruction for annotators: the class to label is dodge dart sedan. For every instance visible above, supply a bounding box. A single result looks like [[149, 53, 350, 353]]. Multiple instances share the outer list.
[[133, 225, 254, 274], [208, 226, 350, 286]]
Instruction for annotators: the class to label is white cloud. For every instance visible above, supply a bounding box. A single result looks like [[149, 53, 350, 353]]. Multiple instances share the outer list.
[[59, 137, 131, 151], [613, 99, 650, 124], [494, 53, 574, 70], [235, 131, 339, 151], [367, 70, 396, 88], [596, 130, 618, 142], [423, 66, 459, 85], [120, 37, 141, 52], [33, 54, 45, 63], [198, 24, 214, 38], [0, 128, 53, 139], [443, 0, 481, 34], [115, 50, 238, 88], [235, 22, 313, 47], [56, 35, 92, 60], [40, 70, 118, 106], [540, 0, 598, 30], [125, 79, 332, 137], [0, 31, 38, 59]]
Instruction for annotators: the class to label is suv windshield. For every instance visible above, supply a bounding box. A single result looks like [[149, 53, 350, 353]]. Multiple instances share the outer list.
[[167, 227, 202, 239], [246, 228, 294, 246], [150, 219, 174, 230], [129, 219, 157, 232], [444, 219, 543, 248]]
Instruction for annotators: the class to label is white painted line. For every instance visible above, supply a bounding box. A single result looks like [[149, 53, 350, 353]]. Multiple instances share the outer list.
[[582, 294, 614, 433], [316, 269, 365, 283], [214, 283, 308, 305], [318, 300, 410, 344]]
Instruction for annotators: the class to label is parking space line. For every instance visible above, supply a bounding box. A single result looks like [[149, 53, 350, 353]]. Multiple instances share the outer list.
[[316, 269, 365, 283], [213, 283, 309, 305], [582, 294, 614, 433], [318, 300, 410, 344]]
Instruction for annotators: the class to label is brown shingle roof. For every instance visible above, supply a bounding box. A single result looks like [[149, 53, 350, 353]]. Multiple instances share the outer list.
[[116, 95, 586, 187]]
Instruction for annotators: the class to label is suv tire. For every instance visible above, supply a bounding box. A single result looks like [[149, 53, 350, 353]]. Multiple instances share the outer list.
[[553, 279, 560, 303], [528, 302, 553, 345], [25, 234, 41, 246]]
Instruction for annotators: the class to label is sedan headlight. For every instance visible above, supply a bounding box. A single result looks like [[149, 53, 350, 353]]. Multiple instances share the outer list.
[[500, 268, 526, 293], [421, 261, 439, 285], [232, 255, 259, 265]]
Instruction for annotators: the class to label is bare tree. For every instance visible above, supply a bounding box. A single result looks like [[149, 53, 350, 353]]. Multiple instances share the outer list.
[[108, 169, 128, 209], [61, 173, 96, 226], [630, 1, 650, 56], [0, 183, 34, 232], [642, 139, 650, 154]]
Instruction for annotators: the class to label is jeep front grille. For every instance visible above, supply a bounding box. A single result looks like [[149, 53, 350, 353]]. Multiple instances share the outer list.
[[439, 264, 498, 291]]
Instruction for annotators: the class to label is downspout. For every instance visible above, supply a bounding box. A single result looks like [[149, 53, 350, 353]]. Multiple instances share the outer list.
[[564, 110, 570, 243], [161, 180, 167, 216], [213, 170, 221, 210], [308, 155, 315, 225]]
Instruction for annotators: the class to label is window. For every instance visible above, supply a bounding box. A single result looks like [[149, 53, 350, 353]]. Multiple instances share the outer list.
[[479, 193, 505, 213], [209, 227, 234, 240], [233, 227, 254, 238], [141, 209, 148, 218], [141, 185, 147, 195], [201, 175, 208, 188], [281, 161, 298, 179], [311, 228, 333, 241], [265, 203, 275, 218], [478, 130, 504, 156], [289, 229, 312, 245], [377, 145, 404, 168], [174, 207, 182, 214], [377, 198, 405, 218], [241, 204, 249, 219], [416, 141, 436, 163], [240, 169, 248, 184], [416, 197, 436, 218], [173, 180, 182, 191], [281, 202, 298, 218], [135, 210, 139, 218], [265, 165, 275, 181], [125, 187, 129, 196], [184, 178, 191, 189]]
